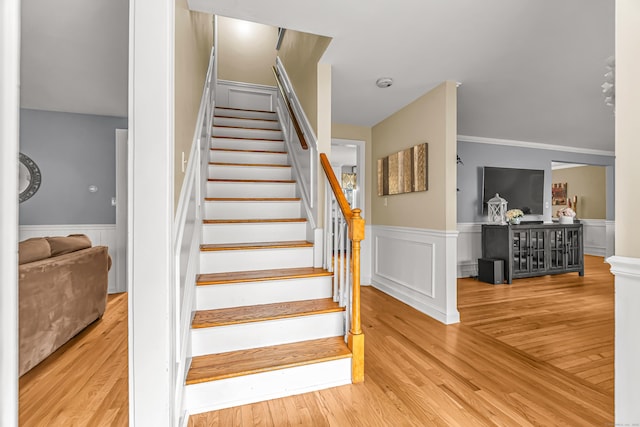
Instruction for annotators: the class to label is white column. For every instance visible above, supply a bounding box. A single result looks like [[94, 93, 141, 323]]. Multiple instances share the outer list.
[[607, 256, 640, 424], [129, 0, 175, 425], [0, 0, 21, 424]]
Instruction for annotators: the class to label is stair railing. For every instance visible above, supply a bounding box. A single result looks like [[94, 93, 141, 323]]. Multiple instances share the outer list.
[[320, 153, 365, 383]]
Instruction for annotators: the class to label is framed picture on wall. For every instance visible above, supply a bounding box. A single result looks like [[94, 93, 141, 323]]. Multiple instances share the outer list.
[[552, 182, 567, 205]]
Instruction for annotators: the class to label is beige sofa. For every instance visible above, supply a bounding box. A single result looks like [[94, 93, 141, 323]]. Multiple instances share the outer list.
[[18, 234, 111, 376]]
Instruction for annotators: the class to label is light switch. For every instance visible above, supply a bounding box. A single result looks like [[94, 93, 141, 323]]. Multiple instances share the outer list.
[[111, 197, 117, 207]]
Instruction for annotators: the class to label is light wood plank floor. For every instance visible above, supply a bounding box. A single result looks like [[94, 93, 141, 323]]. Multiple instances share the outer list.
[[190, 255, 614, 426], [19, 256, 614, 426], [19, 292, 128, 427]]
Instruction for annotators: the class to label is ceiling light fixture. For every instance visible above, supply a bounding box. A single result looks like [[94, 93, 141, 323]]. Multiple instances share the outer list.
[[376, 77, 393, 88]]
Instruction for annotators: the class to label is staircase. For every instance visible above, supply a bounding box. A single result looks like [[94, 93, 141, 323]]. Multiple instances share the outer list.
[[184, 106, 353, 414]]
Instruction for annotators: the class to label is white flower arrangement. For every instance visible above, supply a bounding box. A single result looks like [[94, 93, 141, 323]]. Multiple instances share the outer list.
[[505, 209, 524, 220], [557, 207, 576, 218]]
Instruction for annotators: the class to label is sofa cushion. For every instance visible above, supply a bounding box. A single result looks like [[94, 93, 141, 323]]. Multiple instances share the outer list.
[[18, 238, 51, 265], [46, 234, 92, 257]]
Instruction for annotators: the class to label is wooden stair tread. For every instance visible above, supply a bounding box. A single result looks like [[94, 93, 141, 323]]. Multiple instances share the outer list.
[[186, 337, 351, 384], [204, 197, 301, 202], [197, 267, 331, 286], [192, 298, 344, 328], [211, 136, 284, 142], [208, 178, 295, 183], [211, 148, 286, 154], [203, 218, 307, 224], [209, 162, 291, 168], [213, 125, 281, 132], [215, 115, 278, 122], [200, 240, 313, 251], [215, 106, 276, 114]]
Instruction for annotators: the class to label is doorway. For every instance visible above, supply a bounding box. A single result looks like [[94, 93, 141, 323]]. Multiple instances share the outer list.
[[331, 139, 366, 216]]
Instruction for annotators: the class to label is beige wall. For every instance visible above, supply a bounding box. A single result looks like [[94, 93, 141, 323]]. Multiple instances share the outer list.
[[217, 17, 278, 86], [371, 81, 457, 230], [278, 30, 331, 135], [616, 0, 640, 256], [174, 1, 213, 209], [551, 166, 606, 219], [332, 123, 373, 220]]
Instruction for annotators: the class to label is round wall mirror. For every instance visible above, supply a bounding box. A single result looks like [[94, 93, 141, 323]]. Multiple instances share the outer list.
[[19, 153, 42, 203]]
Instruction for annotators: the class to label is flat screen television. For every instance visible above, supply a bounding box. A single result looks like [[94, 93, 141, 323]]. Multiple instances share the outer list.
[[482, 166, 544, 215]]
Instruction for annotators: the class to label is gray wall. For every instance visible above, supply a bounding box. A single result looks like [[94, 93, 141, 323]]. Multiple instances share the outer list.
[[457, 141, 615, 223], [19, 109, 128, 225]]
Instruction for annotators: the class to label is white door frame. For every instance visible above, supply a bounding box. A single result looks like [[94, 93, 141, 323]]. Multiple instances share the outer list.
[[115, 129, 128, 293], [331, 138, 366, 217], [1, 0, 21, 424]]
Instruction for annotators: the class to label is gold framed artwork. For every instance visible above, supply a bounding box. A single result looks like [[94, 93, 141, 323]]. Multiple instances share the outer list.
[[377, 143, 428, 196], [552, 182, 567, 205]]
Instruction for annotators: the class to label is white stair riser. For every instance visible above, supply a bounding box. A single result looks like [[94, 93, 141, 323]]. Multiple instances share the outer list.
[[204, 200, 302, 219], [202, 222, 306, 244], [199, 247, 313, 273], [211, 137, 285, 152], [212, 126, 283, 141], [209, 150, 289, 165], [185, 358, 352, 414], [208, 164, 292, 180], [214, 116, 280, 130], [191, 312, 344, 356], [214, 108, 277, 121], [195, 276, 333, 310], [206, 182, 296, 198]]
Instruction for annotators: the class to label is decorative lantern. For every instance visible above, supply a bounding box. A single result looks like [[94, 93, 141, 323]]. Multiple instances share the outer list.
[[487, 193, 508, 224]]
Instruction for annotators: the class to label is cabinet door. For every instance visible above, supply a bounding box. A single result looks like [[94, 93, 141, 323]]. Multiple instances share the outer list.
[[511, 229, 529, 274], [565, 227, 583, 269], [529, 229, 547, 273], [547, 228, 565, 272]]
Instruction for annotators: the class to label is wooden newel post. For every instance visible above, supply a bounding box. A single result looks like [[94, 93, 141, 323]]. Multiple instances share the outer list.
[[348, 208, 365, 383]]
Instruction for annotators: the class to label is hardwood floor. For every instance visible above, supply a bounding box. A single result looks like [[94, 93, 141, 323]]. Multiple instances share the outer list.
[[190, 255, 614, 426], [18, 256, 614, 426], [19, 293, 128, 427]]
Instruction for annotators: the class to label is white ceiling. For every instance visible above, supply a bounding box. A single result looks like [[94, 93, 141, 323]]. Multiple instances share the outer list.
[[189, 0, 615, 152], [20, 0, 614, 152], [20, 0, 128, 117]]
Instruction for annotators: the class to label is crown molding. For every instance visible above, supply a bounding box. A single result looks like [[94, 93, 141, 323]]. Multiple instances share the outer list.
[[458, 135, 615, 157]]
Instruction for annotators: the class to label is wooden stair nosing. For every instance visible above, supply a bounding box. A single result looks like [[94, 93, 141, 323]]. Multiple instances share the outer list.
[[207, 178, 295, 184], [204, 197, 301, 202], [211, 136, 284, 142], [214, 115, 278, 122], [213, 125, 282, 132], [186, 337, 351, 385], [203, 218, 307, 224], [211, 147, 286, 154], [215, 106, 276, 114], [192, 298, 344, 329], [196, 267, 332, 286], [209, 162, 291, 168], [200, 240, 313, 252]]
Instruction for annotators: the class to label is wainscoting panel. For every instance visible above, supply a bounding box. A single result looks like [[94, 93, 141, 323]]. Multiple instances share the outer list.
[[456, 223, 482, 278], [582, 219, 608, 257], [216, 80, 277, 111], [19, 224, 119, 293], [371, 225, 459, 324]]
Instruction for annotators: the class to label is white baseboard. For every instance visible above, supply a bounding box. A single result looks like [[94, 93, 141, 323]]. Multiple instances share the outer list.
[[370, 225, 459, 324], [19, 224, 120, 293]]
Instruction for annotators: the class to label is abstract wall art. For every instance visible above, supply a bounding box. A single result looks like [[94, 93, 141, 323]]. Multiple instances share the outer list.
[[377, 143, 428, 196]]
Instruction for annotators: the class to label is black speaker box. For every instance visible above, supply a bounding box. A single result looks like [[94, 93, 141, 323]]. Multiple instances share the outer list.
[[478, 258, 505, 284]]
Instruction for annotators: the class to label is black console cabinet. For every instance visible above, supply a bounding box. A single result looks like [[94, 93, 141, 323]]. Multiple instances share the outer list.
[[481, 223, 584, 284]]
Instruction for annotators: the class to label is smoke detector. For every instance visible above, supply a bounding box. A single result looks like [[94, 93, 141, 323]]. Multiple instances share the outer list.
[[376, 77, 393, 88]]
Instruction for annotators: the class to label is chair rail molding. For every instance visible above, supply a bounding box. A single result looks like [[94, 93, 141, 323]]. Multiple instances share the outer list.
[[371, 225, 459, 324]]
